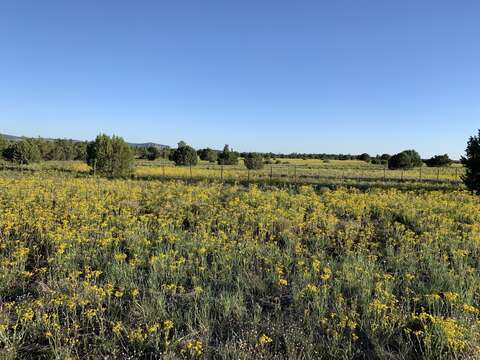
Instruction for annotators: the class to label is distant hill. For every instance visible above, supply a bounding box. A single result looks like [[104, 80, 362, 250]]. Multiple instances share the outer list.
[[0, 133, 169, 149], [128, 142, 170, 149], [0, 133, 23, 141]]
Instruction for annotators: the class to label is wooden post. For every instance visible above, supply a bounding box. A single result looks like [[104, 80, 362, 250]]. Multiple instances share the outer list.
[[93, 159, 97, 176], [294, 165, 297, 183], [419, 167, 422, 181], [455, 167, 458, 180], [162, 163, 165, 177], [247, 169, 250, 182], [190, 164, 192, 179], [270, 166, 273, 182], [383, 166, 386, 181], [437, 168, 440, 181], [221, 165, 223, 181], [401, 170, 404, 181]]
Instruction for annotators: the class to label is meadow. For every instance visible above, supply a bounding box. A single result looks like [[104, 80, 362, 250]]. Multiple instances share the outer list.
[[135, 159, 464, 183], [1, 167, 479, 359], [0, 158, 464, 192]]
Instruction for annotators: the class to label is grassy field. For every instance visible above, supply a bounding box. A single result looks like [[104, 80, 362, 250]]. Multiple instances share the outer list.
[[136, 158, 464, 183], [0, 168, 479, 359], [1, 159, 464, 189]]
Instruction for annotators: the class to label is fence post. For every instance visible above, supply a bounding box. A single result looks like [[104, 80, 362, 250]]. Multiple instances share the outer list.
[[294, 165, 297, 183], [162, 163, 165, 177], [419, 167, 422, 181], [437, 168, 440, 181], [401, 170, 404, 181], [270, 166, 273, 182], [221, 165, 223, 181], [455, 167, 458, 180], [247, 169, 250, 182], [383, 166, 386, 181], [190, 164, 192, 179]]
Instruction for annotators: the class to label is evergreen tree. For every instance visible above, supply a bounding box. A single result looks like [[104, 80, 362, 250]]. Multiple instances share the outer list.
[[86, 134, 135, 178], [217, 145, 239, 165], [170, 143, 198, 166], [244, 153, 264, 170], [3, 139, 41, 164], [461, 129, 480, 194]]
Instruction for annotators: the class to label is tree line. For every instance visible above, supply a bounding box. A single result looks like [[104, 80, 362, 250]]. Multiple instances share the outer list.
[[1, 130, 480, 194], [0, 137, 87, 164], [0, 136, 454, 170]]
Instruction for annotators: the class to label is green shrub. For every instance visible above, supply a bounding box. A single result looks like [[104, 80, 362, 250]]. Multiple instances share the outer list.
[[388, 150, 422, 170], [425, 154, 452, 167], [144, 146, 161, 161], [198, 148, 218, 163], [170, 143, 198, 166], [244, 153, 264, 170], [86, 134, 135, 178], [3, 139, 41, 164], [217, 145, 239, 165], [358, 153, 370, 162]]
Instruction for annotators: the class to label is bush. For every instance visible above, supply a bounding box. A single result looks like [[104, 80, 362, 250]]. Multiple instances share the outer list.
[[425, 154, 452, 167], [244, 153, 264, 170], [217, 145, 239, 165], [3, 139, 41, 164], [86, 134, 135, 178], [170, 143, 198, 166], [388, 150, 422, 170], [0, 136, 8, 156], [198, 148, 218, 163], [142, 146, 160, 161], [358, 153, 371, 162], [461, 129, 480, 194]]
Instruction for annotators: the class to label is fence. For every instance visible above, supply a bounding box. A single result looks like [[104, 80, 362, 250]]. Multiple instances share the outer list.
[[135, 163, 464, 185]]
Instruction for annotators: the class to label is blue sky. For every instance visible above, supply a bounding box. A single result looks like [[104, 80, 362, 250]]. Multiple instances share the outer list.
[[1, 0, 479, 158]]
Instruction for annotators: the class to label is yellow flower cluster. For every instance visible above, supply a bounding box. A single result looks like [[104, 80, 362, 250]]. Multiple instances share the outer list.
[[0, 172, 479, 358]]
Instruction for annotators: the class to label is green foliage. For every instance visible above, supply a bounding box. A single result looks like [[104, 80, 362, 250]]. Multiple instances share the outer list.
[[6, 138, 88, 162], [217, 145, 239, 165], [388, 150, 422, 170], [461, 129, 480, 194], [177, 140, 187, 148], [2, 139, 41, 164], [0, 136, 8, 156], [139, 146, 161, 161], [170, 143, 198, 166], [243, 153, 264, 170], [425, 154, 452, 167], [198, 148, 218, 162], [46, 139, 76, 160], [86, 134, 135, 178], [358, 153, 371, 162]]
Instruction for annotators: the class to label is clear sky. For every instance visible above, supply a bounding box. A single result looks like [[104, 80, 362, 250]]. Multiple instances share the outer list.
[[1, 0, 479, 158]]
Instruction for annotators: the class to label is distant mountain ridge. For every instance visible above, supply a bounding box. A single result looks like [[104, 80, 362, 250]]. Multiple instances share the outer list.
[[128, 142, 169, 149], [0, 133, 23, 141], [0, 133, 169, 149]]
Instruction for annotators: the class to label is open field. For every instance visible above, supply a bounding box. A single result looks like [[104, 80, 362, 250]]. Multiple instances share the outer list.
[[1, 170, 480, 359], [0, 159, 465, 191]]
